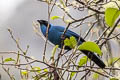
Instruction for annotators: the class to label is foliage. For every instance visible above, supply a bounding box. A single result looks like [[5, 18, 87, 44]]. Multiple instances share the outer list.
[[78, 56, 88, 66], [64, 36, 77, 48], [105, 8, 120, 27], [78, 41, 102, 55]]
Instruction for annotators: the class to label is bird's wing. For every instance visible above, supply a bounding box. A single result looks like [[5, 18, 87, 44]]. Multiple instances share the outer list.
[[53, 26, 78, 37], [53, 26, 85, 44]]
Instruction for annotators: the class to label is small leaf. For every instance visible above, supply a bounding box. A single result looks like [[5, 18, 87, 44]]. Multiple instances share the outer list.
[[44, 69, 48, 72], [70, 36, 77, 48], [51, 45, 59, 59], [59, 0, 66, 8], [64, 36, 77, 48], [64, 38, 71, 47], [21, 70, 28, 76], [105, 8, 120, 27], [78, 41, 102, 55], [70, 72, 76, 79], [32, 67, 41, 73], [50, 16, 61, 20], [78, 56, 88, 66], [110, 77, 119, 80], [92, 73, 99, 80], [4, 58, 15, 63]]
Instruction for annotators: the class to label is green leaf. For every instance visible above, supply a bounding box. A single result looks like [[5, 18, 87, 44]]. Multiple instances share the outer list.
[[64, 36, 77, 48], [4, 58, 15, 63], [70, 36, 77, 48], [52, 45, 58, 57], [70, 72, 76, 79], [78, 41, 102, 55], [32, 67, 41, 73], [21, 70, 28, 76], [92, 73, 99, 80], [64, 38, 70, 47], [110, 77, 119, 80], [50, 16, 61, 20], [105, 8, 120, 27], [44, 69, 48, 72], [78, 56, 88, 66], [59, 0, 66, 8]]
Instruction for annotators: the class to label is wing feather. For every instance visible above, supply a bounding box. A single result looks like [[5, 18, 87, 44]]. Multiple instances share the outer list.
[[53, 26, 85, 45]]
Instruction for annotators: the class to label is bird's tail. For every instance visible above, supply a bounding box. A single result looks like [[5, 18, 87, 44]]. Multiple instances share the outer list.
[[81, 50, 105, 68]]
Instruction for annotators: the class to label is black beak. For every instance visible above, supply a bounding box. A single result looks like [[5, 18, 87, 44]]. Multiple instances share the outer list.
[[36, 20, 49, 27], [37, 20, 41, 24]]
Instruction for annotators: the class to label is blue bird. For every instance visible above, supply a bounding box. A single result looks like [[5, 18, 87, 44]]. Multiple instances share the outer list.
[[37, 20, 105, 68]]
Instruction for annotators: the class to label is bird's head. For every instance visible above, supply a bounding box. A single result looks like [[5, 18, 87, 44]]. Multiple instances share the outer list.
[[37, 20, 51, 28], [37, 20, 51, 36]]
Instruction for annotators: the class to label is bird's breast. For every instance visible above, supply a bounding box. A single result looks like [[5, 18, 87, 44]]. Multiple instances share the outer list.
[[48, 29, 62, 47]]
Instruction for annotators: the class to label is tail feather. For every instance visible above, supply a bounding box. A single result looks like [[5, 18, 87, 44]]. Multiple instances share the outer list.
[[81, 50, 105, 68]]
